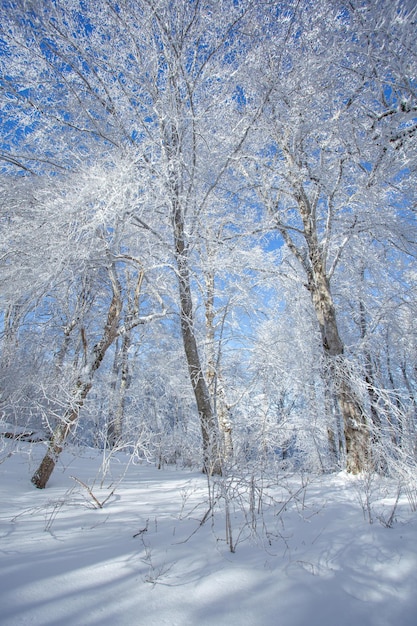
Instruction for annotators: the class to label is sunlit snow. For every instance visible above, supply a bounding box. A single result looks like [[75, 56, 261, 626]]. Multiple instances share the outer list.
[[1, 441, 416, 626]]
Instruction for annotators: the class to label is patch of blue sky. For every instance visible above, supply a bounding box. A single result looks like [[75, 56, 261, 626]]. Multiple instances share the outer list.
[[262, 231, 283, 253], [185, 39, 213, 78], [257, 142, 280, 162], [0, 97, 40, 142], [381, 82, 417, 115], [130, 129, 144, 144], [359, 161, 373, 173], [222, 34, 239, 67], [232, 85, 246, 112], [392, 167, 412, 185], [336, 4, 351, 25], [75, 7, 93, 37]]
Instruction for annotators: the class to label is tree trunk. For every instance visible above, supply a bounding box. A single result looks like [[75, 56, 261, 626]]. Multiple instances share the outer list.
[[275, 181, 372, 473], [204, 268, 233, 464], [175, 249, 222, 474], [107, 336, 121, 447], [289, 179, 371, 472], [358, 296, 387, 473], [163, 116, 222, 475], [308, 266, 371, 473], [31, 380, 92, 488], [173, 212, 222, 475], [322, 360, 343, 467], [107, 330, 131, 447], [31, 274, 122, 488]]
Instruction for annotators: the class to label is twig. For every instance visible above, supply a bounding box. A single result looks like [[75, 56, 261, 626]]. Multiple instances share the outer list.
[[70, 475, 114, 509]]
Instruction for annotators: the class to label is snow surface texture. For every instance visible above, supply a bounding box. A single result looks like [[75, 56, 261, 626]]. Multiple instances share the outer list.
[[0, 441, 416, 626]]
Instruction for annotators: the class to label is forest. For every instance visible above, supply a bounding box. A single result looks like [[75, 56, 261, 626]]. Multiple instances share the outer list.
[[0, 0, 416, 489], [1, 2, 417, 624]]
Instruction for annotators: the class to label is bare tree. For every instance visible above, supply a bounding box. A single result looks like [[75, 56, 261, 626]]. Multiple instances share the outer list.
[[239, 0, 417, 472], [0, 0, 265, 475], [1, 0, 415, 478]]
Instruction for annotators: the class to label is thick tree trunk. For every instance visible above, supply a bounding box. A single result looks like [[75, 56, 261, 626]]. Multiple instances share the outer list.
[[309, 271, 371, 473], [107, 337, 121, 447], [176, 253, 222, 474], [322, 361, 343, 467], [337, 375, 371, 473], [107, 329, 131, 448], [289, 179, 371, 473]]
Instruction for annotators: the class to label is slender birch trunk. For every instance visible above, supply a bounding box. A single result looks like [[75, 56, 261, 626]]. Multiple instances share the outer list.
[[31, 264, 163, 488], [358, 290, 388, 473], [163, 118, 222, 475], [107, 269, 140, 447], [174, 228, 222, 475], [204, 268, 233, 463], [31, 278, 123, 488], [107, 330, 131, 448]]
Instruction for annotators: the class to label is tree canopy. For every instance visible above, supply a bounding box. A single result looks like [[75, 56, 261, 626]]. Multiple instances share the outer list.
[[1, 0, 416, 485]]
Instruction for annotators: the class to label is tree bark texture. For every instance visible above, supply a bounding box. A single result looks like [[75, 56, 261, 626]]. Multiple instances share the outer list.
[[204, 269, 233, 463], [308, 270, 371, 473], [173, 211, 222, 475], [287, 181, 371, 473], [175, 246, 222, 474], [31, 277, 122, 488], [107, 330, 131, 448], [164, 117, 222, 475], [31, 381, 92, 488]]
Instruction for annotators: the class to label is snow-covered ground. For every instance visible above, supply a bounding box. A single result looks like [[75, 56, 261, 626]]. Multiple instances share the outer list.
[[1, 440, 416, 626]]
